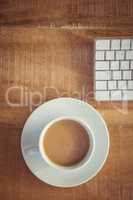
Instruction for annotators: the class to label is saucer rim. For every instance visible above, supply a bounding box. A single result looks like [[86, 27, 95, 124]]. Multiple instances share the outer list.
[[21, 98, 110, 188]]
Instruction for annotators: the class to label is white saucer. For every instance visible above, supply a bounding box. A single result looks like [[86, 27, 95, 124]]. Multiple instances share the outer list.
[[21, 98, 109, 188]]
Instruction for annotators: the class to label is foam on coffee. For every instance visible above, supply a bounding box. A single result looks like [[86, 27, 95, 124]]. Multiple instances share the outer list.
[[43, 119, 90, 166]]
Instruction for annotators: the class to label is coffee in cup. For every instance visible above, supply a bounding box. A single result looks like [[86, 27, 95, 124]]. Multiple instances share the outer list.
[[39, 117, 94, 170], [43, 119, 90, 166]]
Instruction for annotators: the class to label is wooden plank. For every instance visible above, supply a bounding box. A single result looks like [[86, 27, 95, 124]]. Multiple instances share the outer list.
[[0, 0, 133, 31], [0, 28, 94, 109]]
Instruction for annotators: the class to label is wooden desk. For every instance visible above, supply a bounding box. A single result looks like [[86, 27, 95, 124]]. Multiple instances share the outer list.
[[0, 0, 133, 32], [0, 0, 133, 198], [0, 103, 133, 200]]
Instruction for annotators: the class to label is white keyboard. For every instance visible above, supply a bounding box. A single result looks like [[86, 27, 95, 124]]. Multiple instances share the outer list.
[[95, 39, 133, 101]]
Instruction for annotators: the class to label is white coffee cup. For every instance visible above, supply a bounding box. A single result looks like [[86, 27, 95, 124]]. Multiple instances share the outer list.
[[39, 116, 95, 171]]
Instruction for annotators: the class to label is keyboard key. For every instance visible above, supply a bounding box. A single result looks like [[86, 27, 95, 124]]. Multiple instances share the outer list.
[[130, 61, 133, 69], [120, 61, 129, 70], [111, 91, 122, 100], [128, 81, 133, 89], [131, 40, 133, 49], [126, 51, 133, 60], [96, 40, 110, 50], [123, 71, 132, 80], [108, 81, 117, 90], [116, 51, 125, 60], [95, 91, 110, 101], [121, 39, 131, 50], [96, 61, 109, 70], [112, 71, 121, 80], [111, 40, 120, 50], [118, 81, 127, 90], [95, 39, 133, 101], [96, 51, 105, 60], [123, 91, 133, 100], [96, 81, 107, 90], [96, 71, 111, 80], [106, 51, 114, 60], [110, 61, 119, 70]]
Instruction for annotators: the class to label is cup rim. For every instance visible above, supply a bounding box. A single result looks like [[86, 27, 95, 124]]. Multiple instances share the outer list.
[[39, 116, 95, 171]]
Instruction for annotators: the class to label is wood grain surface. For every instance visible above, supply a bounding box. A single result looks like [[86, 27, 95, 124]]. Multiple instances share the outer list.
[[0, 105, 133, 200], [0, 0, 133, 31], [0, 27, 94, 105], [0, 27, 133, 200]]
